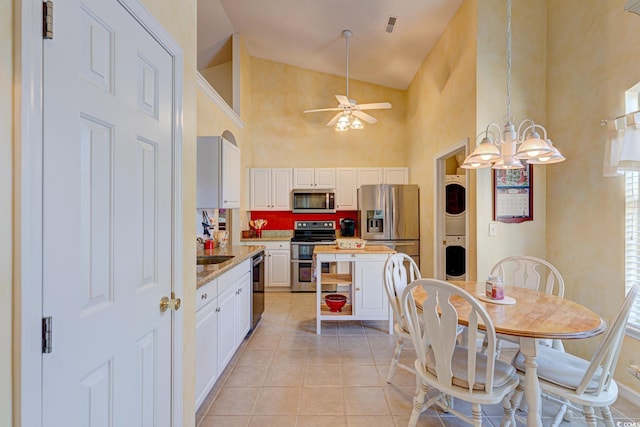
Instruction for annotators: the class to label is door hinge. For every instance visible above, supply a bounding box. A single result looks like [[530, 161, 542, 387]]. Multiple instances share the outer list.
[[42, 1, 53, 40], [42, 316, 52, 353]]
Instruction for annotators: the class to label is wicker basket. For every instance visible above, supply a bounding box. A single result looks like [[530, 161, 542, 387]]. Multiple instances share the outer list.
[[336, 239, 367, 250]]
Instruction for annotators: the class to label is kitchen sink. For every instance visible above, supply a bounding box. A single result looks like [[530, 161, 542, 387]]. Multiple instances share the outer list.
[[197, 255, 235, 265]]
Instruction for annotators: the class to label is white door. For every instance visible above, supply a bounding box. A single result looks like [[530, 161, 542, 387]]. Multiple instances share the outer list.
[[42, 0, 175, 425]]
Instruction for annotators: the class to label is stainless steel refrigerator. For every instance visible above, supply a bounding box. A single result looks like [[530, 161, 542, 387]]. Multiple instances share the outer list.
[[358, 184, 420, 266]]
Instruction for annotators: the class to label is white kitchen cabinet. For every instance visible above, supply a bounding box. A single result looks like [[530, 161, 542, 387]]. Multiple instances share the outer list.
[[335, 168, 357, 211], [195, 279, 218, 410], [195, 259, 252, 410], [197, 136, 241, 209], [258, 241, 290, 288], [353, 261, 388, 317], [357, 168, 383, 186], [314, 246, 393, 334], [250, 168, 292, 211], [216, 283, 237, 373], [384, 167, 409, 184], [293, 168, 336, 189], [236, 271, 251, 344]]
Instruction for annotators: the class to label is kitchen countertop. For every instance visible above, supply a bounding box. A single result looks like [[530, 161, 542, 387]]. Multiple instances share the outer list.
[[196, 244, 265, 288], [313, 245, 396, 255]]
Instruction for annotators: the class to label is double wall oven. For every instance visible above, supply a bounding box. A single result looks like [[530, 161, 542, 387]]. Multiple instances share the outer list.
[[290, 221, 336, 292]]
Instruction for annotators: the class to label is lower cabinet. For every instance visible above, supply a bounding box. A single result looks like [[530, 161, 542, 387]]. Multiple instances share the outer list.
[[195, 259, 252, 410], [353, 261, 388, 317], [195, 279, 218, 409]]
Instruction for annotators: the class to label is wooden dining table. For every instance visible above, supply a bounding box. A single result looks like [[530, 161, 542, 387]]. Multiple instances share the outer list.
[[412, 281, 606, 427]]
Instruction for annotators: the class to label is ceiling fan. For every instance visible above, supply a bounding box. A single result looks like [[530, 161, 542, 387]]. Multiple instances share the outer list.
[[303, 30, 392, 131]]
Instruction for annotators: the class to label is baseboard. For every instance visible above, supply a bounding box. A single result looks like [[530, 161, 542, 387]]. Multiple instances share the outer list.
[[618, 381, 640, 406]]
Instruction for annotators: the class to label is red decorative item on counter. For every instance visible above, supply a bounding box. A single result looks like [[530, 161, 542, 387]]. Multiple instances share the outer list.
[[204, 240, 215, 250]]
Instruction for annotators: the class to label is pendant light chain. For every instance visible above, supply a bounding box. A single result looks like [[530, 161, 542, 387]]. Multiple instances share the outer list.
[[505, 0, 512, 123]]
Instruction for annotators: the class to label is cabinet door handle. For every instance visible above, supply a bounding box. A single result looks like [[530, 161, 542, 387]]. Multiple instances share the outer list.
[[201, 293, 207, 300], [356, 287, 361, 291]]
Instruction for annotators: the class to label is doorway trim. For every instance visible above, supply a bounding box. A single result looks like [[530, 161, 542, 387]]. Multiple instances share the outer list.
[[16, 0, 184, 425], [433, 139, 469, 280]]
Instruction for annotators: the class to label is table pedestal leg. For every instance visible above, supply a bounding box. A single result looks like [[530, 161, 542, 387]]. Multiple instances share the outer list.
[[519, 338, 542, 427]]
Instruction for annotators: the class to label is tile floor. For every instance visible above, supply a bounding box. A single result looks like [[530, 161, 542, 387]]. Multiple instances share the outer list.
[[196, 292, 639, 427]]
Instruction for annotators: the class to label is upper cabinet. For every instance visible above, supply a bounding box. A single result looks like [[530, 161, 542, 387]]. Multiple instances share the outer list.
[[357, 168, 383, 187], [197, 136, 241, 209], [293, 168, 336, 189], [357, 167, 408, 186], [384, 167, 409, 185], [336, 168, 358, 211], [250, 168, 292, 211]]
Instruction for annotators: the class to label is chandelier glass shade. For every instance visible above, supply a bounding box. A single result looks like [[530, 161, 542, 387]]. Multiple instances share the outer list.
[[461, 0, 565, 170]]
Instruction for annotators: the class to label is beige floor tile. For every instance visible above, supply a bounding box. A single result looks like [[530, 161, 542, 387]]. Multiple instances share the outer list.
[[299, 386, 345, 415], [208, 387, 260, 415], [252, 387, 301, 415], [203, 293, 638, 426], [346, 415, 395, 427], [224, 365, 269, 387], [296, 415, 348, 427], [247, 415, 297, 427], [306, 348, 341, 365], [339, 347, 374, 365], [198, 415, 249, 427], [246, 334, 280, 349], [263, 364, 305, 387], [341, 365, 384, 387], [236, 348, 275, 366], [304, 365, 342, 386], [343, 387, 390, 415]]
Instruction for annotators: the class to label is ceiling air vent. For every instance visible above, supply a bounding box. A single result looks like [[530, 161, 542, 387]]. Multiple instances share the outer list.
[[625, 0, 640, 15], [385, 16, 397, 33]]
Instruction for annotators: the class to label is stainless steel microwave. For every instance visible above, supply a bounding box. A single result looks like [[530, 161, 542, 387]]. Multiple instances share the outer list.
[[291, 189, 336, 213]]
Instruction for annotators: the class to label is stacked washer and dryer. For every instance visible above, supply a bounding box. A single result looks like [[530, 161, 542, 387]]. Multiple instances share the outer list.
[[444, 175, 466, 280]]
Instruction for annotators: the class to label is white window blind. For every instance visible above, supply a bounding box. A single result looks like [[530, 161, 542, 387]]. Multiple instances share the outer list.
[[624, 170, 640, 339]]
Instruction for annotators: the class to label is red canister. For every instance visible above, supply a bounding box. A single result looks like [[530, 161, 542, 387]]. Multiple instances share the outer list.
[[204, 240, 214, 250]]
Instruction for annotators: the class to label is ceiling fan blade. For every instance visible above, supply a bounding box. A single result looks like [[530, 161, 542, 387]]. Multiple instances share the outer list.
[[356, 102, 392, 110], [335, 95, 351, 106], [303, 107, 342, 113], [326, 113, 343, 127], [353, 110, 378, 124]]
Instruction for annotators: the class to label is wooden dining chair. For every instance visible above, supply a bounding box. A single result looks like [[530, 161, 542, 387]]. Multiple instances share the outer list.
[[401, 279, 519, 427], [510, 284, 639, 427], [383, 253, 421, 382], [490, 255, 566, 353]]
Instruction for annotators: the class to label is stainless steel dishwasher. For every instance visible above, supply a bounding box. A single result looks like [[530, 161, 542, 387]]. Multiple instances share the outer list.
[[251, 251, 265, 330]]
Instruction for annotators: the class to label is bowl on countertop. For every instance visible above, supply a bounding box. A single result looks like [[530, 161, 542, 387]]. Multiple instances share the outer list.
[[336, 239, 367, 250], [325, 294, 347, 312]]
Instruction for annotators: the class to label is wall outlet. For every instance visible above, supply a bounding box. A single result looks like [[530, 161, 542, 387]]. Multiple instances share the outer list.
[[489, 222, 498, 237]]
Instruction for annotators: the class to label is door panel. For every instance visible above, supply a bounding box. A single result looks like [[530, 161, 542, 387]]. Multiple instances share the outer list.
[[42, 0, 174, 425]]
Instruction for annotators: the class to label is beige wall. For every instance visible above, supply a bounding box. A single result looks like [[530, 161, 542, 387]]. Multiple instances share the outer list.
[[475, 0, 548, 281], [546, 0, 640, 394], [2, 0, 12, 424], [405, 0, 477, 277], [248, 58, 407, 168]]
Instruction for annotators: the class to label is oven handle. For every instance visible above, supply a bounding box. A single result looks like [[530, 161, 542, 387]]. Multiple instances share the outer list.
[[290, 260, 313, 264]]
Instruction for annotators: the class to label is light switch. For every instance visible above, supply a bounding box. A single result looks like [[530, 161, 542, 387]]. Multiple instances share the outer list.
[[489, 222, 498, 237]]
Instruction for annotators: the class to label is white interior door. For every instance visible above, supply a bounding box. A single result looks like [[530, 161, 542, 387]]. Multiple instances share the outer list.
[[42, 0, 175, 425]]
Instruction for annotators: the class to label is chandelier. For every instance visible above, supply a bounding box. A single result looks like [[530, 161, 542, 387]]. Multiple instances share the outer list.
[[461, 0, 565, 169]]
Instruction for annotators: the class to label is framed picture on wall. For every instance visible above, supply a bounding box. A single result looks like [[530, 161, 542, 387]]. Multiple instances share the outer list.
[[493, 163, 533, 223]]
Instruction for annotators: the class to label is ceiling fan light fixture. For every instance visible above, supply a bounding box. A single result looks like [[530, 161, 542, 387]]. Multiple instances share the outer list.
[[350, 117, 364, 129]]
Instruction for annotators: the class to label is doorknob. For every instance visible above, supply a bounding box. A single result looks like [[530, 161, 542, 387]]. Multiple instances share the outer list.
[[160, 293, 181, 312]]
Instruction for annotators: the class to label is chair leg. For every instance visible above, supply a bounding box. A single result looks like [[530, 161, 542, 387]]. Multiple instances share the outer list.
[[386, 336, 404, 383], [471, 403, 482, 427], [584, 406, 598, 427], [601, 406, 615, 427], [408, 381, 428, 427], [550, 403, 567, 427], [500, 394, 516, 427], [509, 380, 525, 413]]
